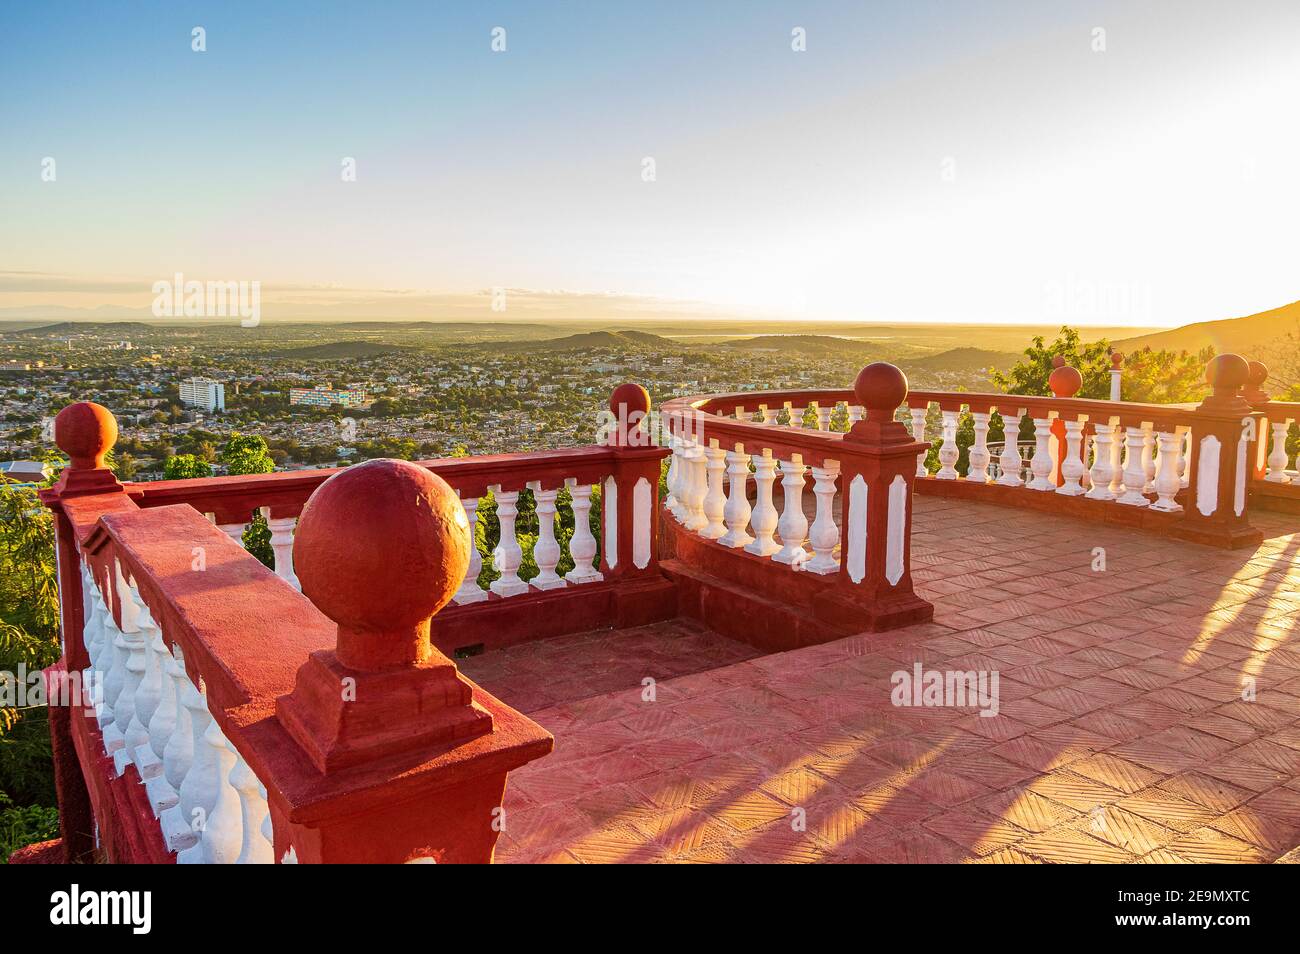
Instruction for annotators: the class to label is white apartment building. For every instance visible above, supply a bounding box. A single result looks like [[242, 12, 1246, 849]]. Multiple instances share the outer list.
[[179, 376, 226, 412]]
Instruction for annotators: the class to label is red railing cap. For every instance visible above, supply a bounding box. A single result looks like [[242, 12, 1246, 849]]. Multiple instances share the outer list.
[[55, 401, 117, 470], [294, 458, 471, 670], [854, 362, 908, 415], [1048, 363, 1082, 398], [1207, 353, 1249, 394]]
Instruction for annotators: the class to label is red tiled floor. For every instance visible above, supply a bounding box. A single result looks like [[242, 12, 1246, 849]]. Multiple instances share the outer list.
[[482, 497, 1300, 862]]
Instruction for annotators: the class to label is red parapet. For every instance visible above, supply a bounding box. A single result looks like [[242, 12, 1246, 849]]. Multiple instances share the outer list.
[[1178, 354, 1264, 548], [41, 403, 558, 864]]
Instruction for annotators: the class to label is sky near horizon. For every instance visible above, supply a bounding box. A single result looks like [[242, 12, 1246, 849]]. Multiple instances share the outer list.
[[2, 0, 1299, 327]]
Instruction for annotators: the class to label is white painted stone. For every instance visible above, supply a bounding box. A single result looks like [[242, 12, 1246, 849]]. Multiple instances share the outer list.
[[886, 474, 907, 586], [1196, 435, 1221, 517]]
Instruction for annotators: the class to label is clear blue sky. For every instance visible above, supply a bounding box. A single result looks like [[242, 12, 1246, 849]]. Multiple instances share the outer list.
[[2, 0, 1298, 325]]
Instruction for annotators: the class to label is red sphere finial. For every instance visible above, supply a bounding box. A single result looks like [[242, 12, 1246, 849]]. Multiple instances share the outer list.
[[609, 382, 651, 446], [1206, 353, 1249, 395], [1048, 363, 1082, 398], [1246, 360, 1268, 390], [1110, 351, 1124, 369], [293, 459, 471, 670], [1051, 355, 1066, 369], [853, 362, 908, 419], [55, 402, 118, 470]]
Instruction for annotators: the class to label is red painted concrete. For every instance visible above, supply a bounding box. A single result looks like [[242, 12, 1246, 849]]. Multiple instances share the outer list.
[[484, 498, 1300, 864]]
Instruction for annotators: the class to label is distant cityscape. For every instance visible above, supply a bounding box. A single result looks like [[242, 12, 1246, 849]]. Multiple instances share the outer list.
[[0, 320, 1018, 482]]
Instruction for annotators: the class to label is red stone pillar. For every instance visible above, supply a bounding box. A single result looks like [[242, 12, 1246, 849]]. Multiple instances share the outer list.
[[602, 383, 668, 579], [603, 382, 675, 625], [820, 364, 934, 632], [274, 458, 552, 863], [38, 401, 125, 863], [1178, 354, 1263, 549]]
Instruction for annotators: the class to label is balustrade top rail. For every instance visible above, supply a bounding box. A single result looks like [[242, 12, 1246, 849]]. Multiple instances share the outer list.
[[125, 445, 640, 519], [667, 386, 1207, 431]]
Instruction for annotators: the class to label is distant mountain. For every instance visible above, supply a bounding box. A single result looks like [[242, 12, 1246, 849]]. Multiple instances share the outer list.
[[497, 330, 677, 351], [271, 341, 412, 359], [5, 320, 158, 335], [1112, 299, 1300, 357], [902, 347, 1019, 372], [724, 334, 881, 354]]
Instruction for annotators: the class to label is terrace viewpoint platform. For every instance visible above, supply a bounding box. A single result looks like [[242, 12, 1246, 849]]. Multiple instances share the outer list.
[[472, 499, 1300, 863], [17, 354, 1300, 863]]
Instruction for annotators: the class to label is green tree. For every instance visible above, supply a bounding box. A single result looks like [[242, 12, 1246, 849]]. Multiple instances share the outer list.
[[163, 454, 213, 480], [0, 482, 61, 860], [221, 434, 275, 476], [991, 326, 1211, 404], [241, 511, 275, 570], [989, 327, 1112, 398]]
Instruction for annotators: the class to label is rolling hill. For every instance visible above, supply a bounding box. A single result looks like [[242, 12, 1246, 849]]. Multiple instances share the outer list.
[[1112, 299, 1300, 357], [496, 330, 677, 351], [724, 335, 884, 354], [271, 341, 412, 359], [900, 347, 1019, 372]]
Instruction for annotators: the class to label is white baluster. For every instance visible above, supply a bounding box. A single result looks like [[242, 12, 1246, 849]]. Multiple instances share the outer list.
[[1108, 423, 1125, 495], [665, 434, 684, 519], [773, 458, 810, 566], [806, 463, 841, 574], [700, 443, 727, 540], [162, 679, 215, 853], [1141, 424, 1157, 493], [760, 405, 780, 425], [266, 512, 299, 590], [745, 453, 780, 556], [1027, 417, 1055, 491], [910, 407, 929, 478], [109, 625, 146, 770], [788, 406, 805, 428], [1085, 421, 1117, 500], [682, 442, 709, 532], [1266, 421, 1292, 482], [97, 610, 127, 735], [129, 605, 167, 776], [159, 650, 195, 828], [967, 411, 991, 482], [719, 448, 754, 549], [734, 405, 746, 421], [218, 521, 247, 547], [849, 405, 865, 426], [232, 757, 273, 864], [452, 497, 489, 603], [1149, 431, 1185, 512], [489, 488, 529, 597], [1056, 417, 1087, 496], [527, 483, 565, 590], [564, 480, 603, 583], [81, 570, 108, 684], [179, 726, 242, 865], [996, 410, 1025, 487], [1116, 426, 1151, 506], [936, 410, 959, 479], [1180, 428, 1193, 488], [143, 641, 184, 815], [816, 404, 832, 431]]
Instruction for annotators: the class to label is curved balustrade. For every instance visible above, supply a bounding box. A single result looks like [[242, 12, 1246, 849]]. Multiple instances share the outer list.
[[664, 353, 1279, 552], [662, 365, 935, 640]]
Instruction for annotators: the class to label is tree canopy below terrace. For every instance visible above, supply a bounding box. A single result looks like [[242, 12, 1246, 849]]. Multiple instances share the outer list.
[[990, 326, 1211, 404]]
